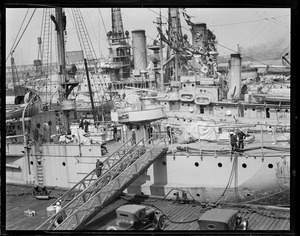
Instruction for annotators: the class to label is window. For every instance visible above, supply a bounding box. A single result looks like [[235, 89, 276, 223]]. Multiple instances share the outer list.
[[200, 105, 204, 114]]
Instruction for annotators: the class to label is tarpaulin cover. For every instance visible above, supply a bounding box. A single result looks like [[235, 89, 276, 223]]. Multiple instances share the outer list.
[[125, 94, 145, 110], [179, 121, 219, 142]]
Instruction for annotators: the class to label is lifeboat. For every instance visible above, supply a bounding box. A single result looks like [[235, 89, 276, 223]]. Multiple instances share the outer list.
[[179, 91, 195, 102], [194, 94, 211, 105]]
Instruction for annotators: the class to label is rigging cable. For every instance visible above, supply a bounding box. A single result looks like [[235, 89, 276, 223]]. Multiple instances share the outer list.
[[148, 8, 289, 74], [6, 8, 33, 62], [216, 43, 288, 74], [209, 14, 290, 27]]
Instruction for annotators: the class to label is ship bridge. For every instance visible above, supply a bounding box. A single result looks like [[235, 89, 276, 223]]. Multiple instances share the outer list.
[[36, 137, 167, 230]]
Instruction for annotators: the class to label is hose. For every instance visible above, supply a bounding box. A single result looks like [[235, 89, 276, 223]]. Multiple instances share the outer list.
[[120, 196, 200, 224]]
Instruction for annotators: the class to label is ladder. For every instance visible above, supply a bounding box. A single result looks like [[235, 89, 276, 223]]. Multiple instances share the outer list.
[[71, 9, 97, 63], [41, 8, 53, 77], [37, 137, 167, 230]]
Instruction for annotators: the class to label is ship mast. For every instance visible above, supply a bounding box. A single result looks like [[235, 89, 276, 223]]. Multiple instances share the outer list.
[[167, 8, 183, 83], [159, 9, 164, 91], [51, 7, 79, 133]]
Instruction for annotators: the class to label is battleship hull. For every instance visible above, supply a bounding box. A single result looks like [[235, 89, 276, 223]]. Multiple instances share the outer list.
[[6, 142, 290, 206]]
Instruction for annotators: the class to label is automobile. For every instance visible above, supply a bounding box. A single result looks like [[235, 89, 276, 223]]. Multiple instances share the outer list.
[[197, 208, 249, 230], [106, 204, 165, 230]]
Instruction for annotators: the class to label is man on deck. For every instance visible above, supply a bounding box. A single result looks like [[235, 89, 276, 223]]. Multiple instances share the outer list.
[[132, 129, 136, 145], [237, 129, 246, 149], [230, 131, 238, 152]]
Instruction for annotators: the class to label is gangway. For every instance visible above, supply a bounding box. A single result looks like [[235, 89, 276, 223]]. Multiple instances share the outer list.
[[37, 137, 167, 230], [37, 138, 135, 213]]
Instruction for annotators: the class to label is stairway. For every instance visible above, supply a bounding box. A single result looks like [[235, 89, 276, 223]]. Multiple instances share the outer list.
[[36, 138, 167, 230]]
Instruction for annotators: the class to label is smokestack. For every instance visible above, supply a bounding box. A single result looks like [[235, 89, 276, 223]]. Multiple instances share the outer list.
[[227, 54, 241, 100], [132, 30, 147, 72]]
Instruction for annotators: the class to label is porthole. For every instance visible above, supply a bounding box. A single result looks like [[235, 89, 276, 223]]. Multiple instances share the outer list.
[[245, 108, 247, 110], [183, 119, 186, 122], [30, 161, 34, 165], [188, 104, 190, 106], [62, 162, 66, 166], [242, 163, 247, 168], [252, 108, 255, 111], [221, 107, 223, 109], [192, 83, 195, 87], [165, 103, 167, 105], [268, 163, 273, 168], [38, 161, 41, 165], [285, 109, 288, 112], [218, 163, 222, 167], [196, 194, 200, 197], [195, 162, 199, 167], [183, 84, 186, 87], [162, 161, 166, 166]]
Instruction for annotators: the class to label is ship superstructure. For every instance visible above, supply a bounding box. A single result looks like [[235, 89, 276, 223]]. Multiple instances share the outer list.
[[6, 9, 290, 231]]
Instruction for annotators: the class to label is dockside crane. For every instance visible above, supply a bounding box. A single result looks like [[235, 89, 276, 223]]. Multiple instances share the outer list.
[[106, 8, 132, 80]]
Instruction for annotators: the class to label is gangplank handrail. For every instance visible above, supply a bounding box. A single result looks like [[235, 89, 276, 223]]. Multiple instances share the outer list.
[[38, 137, 166, 230], [36, 137, 147, 230]]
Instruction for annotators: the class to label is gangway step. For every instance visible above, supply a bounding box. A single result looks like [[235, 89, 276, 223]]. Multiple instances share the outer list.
[[53, 141, 167, 230], [37, 138, 150, 230]]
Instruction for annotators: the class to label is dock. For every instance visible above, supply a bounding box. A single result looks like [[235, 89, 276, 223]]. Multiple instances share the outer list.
[[5, 184, 290, 231]]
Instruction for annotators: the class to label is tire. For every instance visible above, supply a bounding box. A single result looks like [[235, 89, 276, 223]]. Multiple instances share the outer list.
[[106, 225, 118, 230], [155, 215, 165, 230]]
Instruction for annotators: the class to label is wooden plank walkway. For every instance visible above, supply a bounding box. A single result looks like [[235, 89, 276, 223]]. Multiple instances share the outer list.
[[5, 184, 290, 231], [82, 194, 290, 231]]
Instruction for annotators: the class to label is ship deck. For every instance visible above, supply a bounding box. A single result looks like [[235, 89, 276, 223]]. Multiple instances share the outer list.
[[5, 184, 290, 231], [104, 130, 289, 156]]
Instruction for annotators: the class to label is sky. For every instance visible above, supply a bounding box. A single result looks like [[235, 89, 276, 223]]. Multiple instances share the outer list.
[[5, 7, 291, 66]]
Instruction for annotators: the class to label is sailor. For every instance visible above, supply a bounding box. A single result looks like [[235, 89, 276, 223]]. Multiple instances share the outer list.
[[113, 124, 118, 141], [54, 201, 63, 227], [230, 131, 238, 152], [166, 125, 172, 144], [131, 129, 136, 145], [237, 129, 246, 149], [148, 125, 153, 143], [96, 158, 103, 178], [79, 119, 84, 129], [84, 120, 89, 133]]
